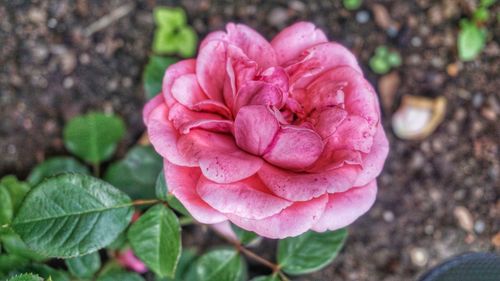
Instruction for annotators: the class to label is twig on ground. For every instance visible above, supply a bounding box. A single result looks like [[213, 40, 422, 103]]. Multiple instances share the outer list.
[[83, 3, 135, 37]]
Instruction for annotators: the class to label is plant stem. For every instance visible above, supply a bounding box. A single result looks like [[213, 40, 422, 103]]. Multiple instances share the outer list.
[[179, 216, 194, 226], [131, 199, 160, 206], [92, 163, 100, 177]]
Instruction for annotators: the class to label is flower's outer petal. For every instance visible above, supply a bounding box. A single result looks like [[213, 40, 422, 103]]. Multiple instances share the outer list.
[[180, 119, 233, 134], [168, 103, 224, 130], [200, 31, 227, 48], [326, 115, 376, 153], [258, 163, 361, 201], [288, 42, 362, 89], [171, 73, 208, 107], [354, 124, 389, 186], [177, 129, 263, 183], [234, 105, 280, 155], [165, 160, 227, 224], [147, 103, 196, 166], [263, 125, 323, 170], [143, 93, 164, 125], [312, 180, 377, 232], [226, 23, 277, 68], [197, 40, 227, 101], [271, 22, 328, 65], [163, 59, 196, 107], [227, 194, 328, 239], [197, 175, 293, 220], [210, 221, 238, 241]]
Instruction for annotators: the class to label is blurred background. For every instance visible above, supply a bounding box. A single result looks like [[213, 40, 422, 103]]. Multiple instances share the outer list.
[[0, 0, 499, 280]]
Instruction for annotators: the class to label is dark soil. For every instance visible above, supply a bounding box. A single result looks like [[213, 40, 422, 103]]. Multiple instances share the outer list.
[[1, 0, 499, 280]]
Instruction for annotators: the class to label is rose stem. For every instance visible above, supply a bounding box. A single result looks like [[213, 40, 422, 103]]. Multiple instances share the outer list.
[[131, 199, 160, 206]]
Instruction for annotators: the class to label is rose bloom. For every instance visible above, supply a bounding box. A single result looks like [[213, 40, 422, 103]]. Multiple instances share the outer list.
[[144, 22, 389, 239]]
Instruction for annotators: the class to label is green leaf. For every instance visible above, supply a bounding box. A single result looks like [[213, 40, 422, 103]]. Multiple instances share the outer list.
[[0, 187, 13, 225], [480, 0, 496, 7], [0, 231, 46, 261], [96, 269, 145, 281], [104, 146, 162, 200], [106, 231, 127, 250], [343, 0, 363, 10], [7, 274, 43, 281], [27, 157, 89, 186], [128, 204, 181, 278], [387, 52, 402, 67], [154, 7, 186, 30], [277, 229, 348, 275], [65, 252, 101, 279], [375, 46, 389, 57], [369, 56, 391, 74], [176, 27, 198, 58], [156, 249, 197, 281], [143, 55, 178, 100], [63, 112, 126, 164], [0, 255, 30, 273], [185, 249, 246, 281], [250, 275, 280, 281], [231, 224, 259, 245], [473, 7, 490, 22], [155, 171, 168, 201], [23, 264, 70, 281], [12, 174, 133, 258], [153, 29, 179, 54], [1, 176, 31, 214], [458, 21, 486, 61]]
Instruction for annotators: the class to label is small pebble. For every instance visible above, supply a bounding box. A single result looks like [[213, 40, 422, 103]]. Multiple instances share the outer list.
[[453, 206, 474, 233], [492, 232, 500, 247], [472, 93, 484, 108], [267, 7, 288, 27], [63, 77, 74, 89], [356, 11, 370, 23], [424, 224, 434, 235], [474, 220, 485, 234], [411, 36, 422, 47], [410, 248, 429, 267], [47, 18, 57, 28], [383, 211, 395, 222]]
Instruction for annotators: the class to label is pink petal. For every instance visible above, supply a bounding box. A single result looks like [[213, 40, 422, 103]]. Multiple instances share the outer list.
[[263, 125, 323, 170], [163, 59, 196, 107], [180, 119, 233, 134], [259, 66, 289, 95], [177, 130, 263, 183], [258, 163, 361, 201], [171, 73, 208, 107], [226, 23, 277, 68], [143, 94, 164, 125], [311, 107, 348, 139], [117, 250, 147, 273], [234, 105, 280, 155], [146, 103, 196, 166], [168, 103, 224, 130], [312, 180, 377, 232], [165, 160, 227, 224], [200, 31, 227, 48], [192, 100, 233, 119], [227, 194, 328, 239], [287, 42, 362, 89], [354, 124, 389, 186], [326, 115, 376, 153], [224, 45, 258, 110], [197, 175, 293, 220], [308, 148, 362, 172], [210, 221, 238, 241], [271, 22, 328, 65], [196, 40, 227, 101], [234, 81, 284, 114]]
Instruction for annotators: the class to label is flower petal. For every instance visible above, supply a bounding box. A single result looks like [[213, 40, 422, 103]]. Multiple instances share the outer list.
[[177, 129, 263, 183], [312, 180, 377, 232], [234, 81, 284, 114], [227, 194, 328, 239], [197, 175, 293, 220], [165, 160, 227, 224], [171, 73, 208, 107], [325, 115, 376, 153], [226, 23, 277, 68], [354, 124, 389, 186], [234, 105, 280, 155], [263, 125, 323, 170], [271, 22, 328, 65], [143, 94, 164, 125], [163, 59, 196, 107], [196, 40, 227, 101], [168, 103, 224, 130]]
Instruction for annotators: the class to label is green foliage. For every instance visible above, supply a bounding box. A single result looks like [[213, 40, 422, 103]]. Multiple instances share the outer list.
[[231, 224, 259, 245], [143, 56, 178, 100], [0, 231, 46, 261], [0, 255, 30, 274], [1, 176, 31, 215], [7, 274, 43, 281], [104, 145, 162, 200], [27, 157, 89, 186], [128, 204, 181, 278], [277, 229, 348, 275], [152, 7, 198, 57], [458, 20, 487, 61], [155, 172, 190, 217], [156, 249, 197, 281], [249, 275, 280, 281], [185, 249, 246, 281], [23, 264, 70, 281], [369, 46, 401, 74], [63, 112, 126, 165], [64, 252, 101, 279], [0, 187, 13, 226], [343, 0, 363, 10], [11, 174, 133, 258], [96, 269, 145, 281]]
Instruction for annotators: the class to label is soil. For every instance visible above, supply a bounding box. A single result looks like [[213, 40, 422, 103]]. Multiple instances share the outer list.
[[1, 0, 499, 280]]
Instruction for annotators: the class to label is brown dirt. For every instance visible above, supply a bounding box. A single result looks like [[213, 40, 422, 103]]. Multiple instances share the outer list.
[[1, 0, 499, 280]]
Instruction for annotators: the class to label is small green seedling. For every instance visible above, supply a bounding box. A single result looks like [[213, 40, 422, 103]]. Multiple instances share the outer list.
[[457, 0, 496, 61], [343, 0, 363, 10], [153, 7, 198, 58], [369, 46, 402, 75]]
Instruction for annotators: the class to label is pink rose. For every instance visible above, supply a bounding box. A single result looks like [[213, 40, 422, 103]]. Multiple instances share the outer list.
[[144, 22, 389, 239], [117, 249, 147, 273]]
